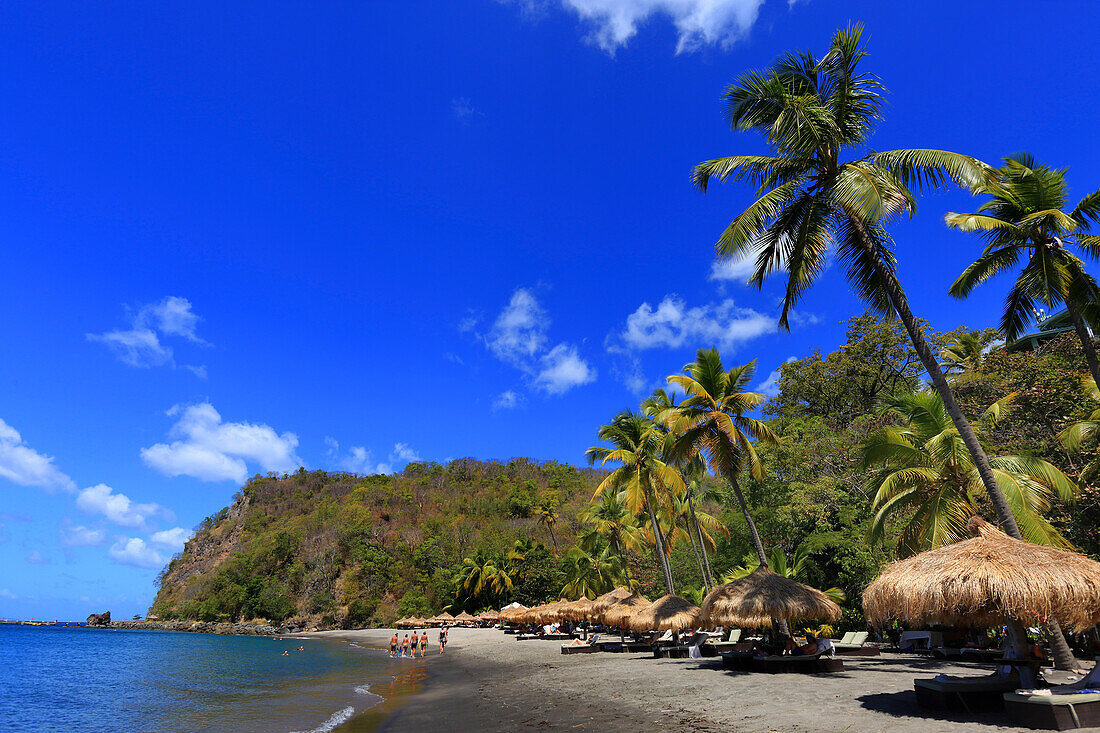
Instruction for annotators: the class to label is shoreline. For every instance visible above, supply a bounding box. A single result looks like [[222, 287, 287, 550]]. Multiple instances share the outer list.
[[299, 628, 1096, 732]]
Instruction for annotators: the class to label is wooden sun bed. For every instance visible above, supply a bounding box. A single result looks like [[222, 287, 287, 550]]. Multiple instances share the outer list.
[[720, 650, 756, 671], [752, 653, 845, 674], [516, 633, 572, 641], [913, 676, 1020, 712], [1003, 691, 1100, 730], [561, 643, 602, 654]]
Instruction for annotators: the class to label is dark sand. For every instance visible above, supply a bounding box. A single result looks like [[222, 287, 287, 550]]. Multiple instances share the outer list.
[[307, 627, 1099, 732]]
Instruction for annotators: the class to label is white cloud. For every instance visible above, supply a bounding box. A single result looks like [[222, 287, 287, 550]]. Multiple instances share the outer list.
[[88, 296, 205, 369], [0, 588, 14, 599], [621, 295, 775, 351], [709, 254, 762, 284], [503, 0, 768, 53], [327, 439, 421, 476], [108, 537, 167, 569], [493, 390, 523, 410], [149, 527, 193, 552], [535, 344, 598, 394], [452, 97, 482, 123], [479, 288, 597, 397], [485, 289, 549, 367], [61, 525, 106, 547], [0, 418, 75, 492], [185, 365, 208, 380], [756, 356, 797, 398], [141, 403, 303, 483], [77, 484, 163, 529], [26, 550, 48, 565]]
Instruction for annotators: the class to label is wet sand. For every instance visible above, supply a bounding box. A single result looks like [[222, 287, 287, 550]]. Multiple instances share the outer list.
[[306, 627, 1100, 732]]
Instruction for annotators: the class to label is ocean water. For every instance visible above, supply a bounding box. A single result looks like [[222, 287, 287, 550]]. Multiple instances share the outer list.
[[0, 625, 407, 732]]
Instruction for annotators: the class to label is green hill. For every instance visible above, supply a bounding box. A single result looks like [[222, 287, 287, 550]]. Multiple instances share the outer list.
[[150, 459, 605, 628]]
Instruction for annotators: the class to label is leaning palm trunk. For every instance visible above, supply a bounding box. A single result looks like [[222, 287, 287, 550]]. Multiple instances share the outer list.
[[728, 476, 789, 636], [643, 491, 676, 594], [850, 212, 1077, 668], [1065, 297, 1100, 391], [687, 494, 715, 588], [683, 512, 709, 591], [612, 536, 632, 588]]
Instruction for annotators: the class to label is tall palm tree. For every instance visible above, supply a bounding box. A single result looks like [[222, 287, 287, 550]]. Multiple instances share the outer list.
[[643, 390, 725, 589], [722, 545, 846, 606], [587, 411, 684, 594], [537, 503, 559, 548], [691, 26, 1029, 546], [940, 332, 987, 375], [863, 391, 1078, 555], [561, 545, 620, 599], [948, 154, 1100, 387], [664, 349, 778, 573], [453, 551, 513, 611], [578, 490, 644, 587]]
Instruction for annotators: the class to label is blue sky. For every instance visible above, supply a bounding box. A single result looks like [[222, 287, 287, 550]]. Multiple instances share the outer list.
[[2, 0, 1099, 619]]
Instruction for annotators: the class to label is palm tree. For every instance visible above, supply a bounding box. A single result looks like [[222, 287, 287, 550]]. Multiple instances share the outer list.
[[863, 391, 1078, 555], [578, 490, 644, 587], [587, 411, 685, 594], [691, 26, 1029, 546], [940, 332, 987, 375], [1058, 377, 1100, 482], [537, 503, 559, 549], [664, 349, 778, 573], [722, 545, 846, 605], [948, 154, 1100, 388], [561, 545, 620, 599], [453, 551, 513, 611], [643, 391, 726, 590]]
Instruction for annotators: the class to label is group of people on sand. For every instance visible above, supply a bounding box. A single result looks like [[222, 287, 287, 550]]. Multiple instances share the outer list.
[[390, 625, 448, 658]]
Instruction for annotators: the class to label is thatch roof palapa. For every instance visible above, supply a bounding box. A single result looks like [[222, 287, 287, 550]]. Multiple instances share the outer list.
[[600, 593, 650, 628], [864, 516, 1100, 632], [532, 599, 570, 624], [498, 603, 527, 624], [558, 595, 594, 622], [702, 566, 841, 628], [453, 611, 476, 625], [629, 595, 704, 632], [588, 587, 633, 620]]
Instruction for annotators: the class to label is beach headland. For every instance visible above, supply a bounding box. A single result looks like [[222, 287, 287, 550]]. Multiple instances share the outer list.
[[303, 627, 1082, 732]]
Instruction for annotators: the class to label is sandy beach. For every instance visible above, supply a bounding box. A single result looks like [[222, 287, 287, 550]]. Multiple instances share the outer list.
[[303, 627, 1099, 732]]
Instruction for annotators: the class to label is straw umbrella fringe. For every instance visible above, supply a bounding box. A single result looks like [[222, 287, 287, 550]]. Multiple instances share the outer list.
[[600, 593, 651, 628], [702, 566, 841, 628], [864, 516, 1100, 632], [588, 587, 633, 619], [628, 594, 703, 633]]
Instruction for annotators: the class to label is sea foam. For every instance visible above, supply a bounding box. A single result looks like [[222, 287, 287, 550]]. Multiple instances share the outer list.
[[292, 705, 355, 733]]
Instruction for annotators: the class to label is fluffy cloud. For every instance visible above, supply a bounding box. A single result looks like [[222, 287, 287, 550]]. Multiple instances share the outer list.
[[26, 550, 48, 565], [535, 344, 597, 394], [87, 296, 205, 370], [503, 0, 768, 53], [478, 288, 597, 397], [0, 418, 75, 492], [493, 390, 523, 410], [149, 527, 193, 552], [756, 356, 797, 398], [326, 438, 420, 476], [108, 537, 167, 569], [485, 289, 549, 367], [60, 525, 107, 547], [709, 254, 759, 284], [76, 484, 164, 529], [141, 403, 303, 483], [621, 295, 775, 350]]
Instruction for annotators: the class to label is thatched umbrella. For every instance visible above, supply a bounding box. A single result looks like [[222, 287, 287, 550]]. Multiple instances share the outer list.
[[454, 611, 476, 626], [864, 517, 1100, 633], [628, 594, 704, 633], [600, 593, 650, 628], [477, 609, 499, 623], [558, 595, 594, 623], [498, 603, 526, 624], [701, 566, 841, 628], [532, 599, 570, 624], [588, 586, 633, 622], [412, 617, 428, 627], [394, 617, 408, 628]]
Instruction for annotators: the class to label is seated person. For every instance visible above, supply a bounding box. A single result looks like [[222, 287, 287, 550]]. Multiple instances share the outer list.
[[564, 633, 599, 647], [785, 632, 820, 656]]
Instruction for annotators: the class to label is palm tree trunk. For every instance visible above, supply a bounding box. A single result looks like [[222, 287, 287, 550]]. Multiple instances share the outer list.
[[612, 536, 632, 587], [643, 492, 676, 594], [683, 511, 708, 591], [727, 476, 769, 568], [849, 213, 1077, 669], [1064, 296, 1100, 389], [687, 494, 715, 588]]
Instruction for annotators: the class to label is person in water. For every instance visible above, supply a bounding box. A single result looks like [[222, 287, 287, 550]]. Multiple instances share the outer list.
[[419, 631, 428, 657], [410, 631, 419, 657], [389, 633, 398, 658], [402, 634, 410, 657]]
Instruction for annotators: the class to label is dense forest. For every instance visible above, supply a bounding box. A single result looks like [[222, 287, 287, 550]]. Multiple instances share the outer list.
[[149, 312, 1100, 631]]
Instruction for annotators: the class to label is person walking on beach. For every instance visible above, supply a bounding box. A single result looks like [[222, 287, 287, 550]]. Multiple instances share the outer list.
[[401, 634, 410, 658], [410, 631, 419, 658], [418, 631, 427, 657], [438, 625, 447, 654], [389, 633, 398, 658]]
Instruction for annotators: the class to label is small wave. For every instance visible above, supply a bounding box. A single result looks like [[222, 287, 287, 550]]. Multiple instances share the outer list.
[[290, 705, 355, 733], [348, 643, 362, 648]]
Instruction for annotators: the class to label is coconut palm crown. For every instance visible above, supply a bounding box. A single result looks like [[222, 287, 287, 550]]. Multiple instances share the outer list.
[[862, 391, 1078, 556], [947, 153, 1100, 388]]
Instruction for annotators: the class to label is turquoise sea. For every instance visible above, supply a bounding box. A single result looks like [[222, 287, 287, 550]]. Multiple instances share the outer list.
[[1, 625, 406, 732]]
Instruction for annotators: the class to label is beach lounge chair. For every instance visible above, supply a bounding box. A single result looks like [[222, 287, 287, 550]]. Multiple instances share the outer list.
[[652, 631, 708, 659], [833, 631, 880, 656], [1003, 691, 1100, 730], [751, 651, 845, 674], [913, 675, 1021, 712], [703, 629, 743, 657], [561, 634, 602, 655]]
